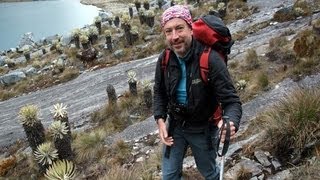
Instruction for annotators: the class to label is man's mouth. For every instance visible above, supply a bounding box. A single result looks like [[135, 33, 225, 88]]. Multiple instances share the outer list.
[[172, 42, 183, 48]]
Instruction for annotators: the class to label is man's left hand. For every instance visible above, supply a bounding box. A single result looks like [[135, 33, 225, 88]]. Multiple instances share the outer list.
[[217, 120, 237, 143]]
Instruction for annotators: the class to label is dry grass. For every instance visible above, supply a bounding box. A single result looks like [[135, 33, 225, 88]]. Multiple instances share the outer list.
[[73, 129, 106, 163], [292, 159, 320, 180], [224, 0, 252, 24], [259, 88, 320, 164], [105, 140, 132, 167], [244, 49, 260, 70], [236, 166, 252, 180], [256, 71, 269, 90], [58, 67, 79, 83], [98, 165, 140, 180]]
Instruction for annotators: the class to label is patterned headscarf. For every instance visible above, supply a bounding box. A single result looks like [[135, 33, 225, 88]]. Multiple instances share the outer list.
[[161, 5, 192, 28]]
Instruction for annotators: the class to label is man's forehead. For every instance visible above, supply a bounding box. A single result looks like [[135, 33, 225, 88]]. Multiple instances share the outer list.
[[163, 18, 188, 29]]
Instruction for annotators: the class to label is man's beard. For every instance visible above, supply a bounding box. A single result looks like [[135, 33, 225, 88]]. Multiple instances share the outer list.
[[167, 39, 191, 57]]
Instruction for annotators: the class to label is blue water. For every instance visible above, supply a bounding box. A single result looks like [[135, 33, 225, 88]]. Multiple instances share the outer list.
[[0, 0, 100, 51]]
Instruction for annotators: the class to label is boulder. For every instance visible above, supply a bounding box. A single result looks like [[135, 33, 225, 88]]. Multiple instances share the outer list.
[[113, 49, 124, 59], [0, 56, 6, 66], [19, 32, 35, 47], [0, 71, 26, 85]]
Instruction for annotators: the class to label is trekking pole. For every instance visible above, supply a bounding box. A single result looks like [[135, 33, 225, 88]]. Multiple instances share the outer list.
[[217, 116, 231, 180]]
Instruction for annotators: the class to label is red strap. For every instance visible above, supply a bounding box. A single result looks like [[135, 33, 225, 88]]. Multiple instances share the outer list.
[[161, 49, 170, 72], [199, 47, 211, 84], [199, 47, 223, 125]]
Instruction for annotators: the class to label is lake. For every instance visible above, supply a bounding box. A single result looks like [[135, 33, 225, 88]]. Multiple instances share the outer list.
[[0, 0, 100, 51]]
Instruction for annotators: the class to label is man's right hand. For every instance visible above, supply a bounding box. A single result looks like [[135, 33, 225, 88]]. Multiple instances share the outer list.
[[157, 118, 174, 146]]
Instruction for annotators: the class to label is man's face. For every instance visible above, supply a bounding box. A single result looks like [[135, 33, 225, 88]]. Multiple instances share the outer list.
[[163, 18, 193, 57]]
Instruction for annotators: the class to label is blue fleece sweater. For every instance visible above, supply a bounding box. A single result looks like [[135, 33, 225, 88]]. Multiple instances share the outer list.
[[176, 50, 191, 104]]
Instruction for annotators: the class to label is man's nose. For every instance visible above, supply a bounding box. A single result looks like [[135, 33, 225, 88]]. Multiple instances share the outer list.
[[171, 30, 179, 40]]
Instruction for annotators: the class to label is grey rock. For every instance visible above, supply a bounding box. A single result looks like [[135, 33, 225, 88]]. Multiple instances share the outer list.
[[271, 158, 282, 172], [0, 71, 26, 85], [250, 177, 259, 180], [15, 56, 27, 64], [99, 10, 113, 22], [183, 156, 196, 169], [40, 65, 53, 73], [144, 35, 160, 41], [0, 56, 6, 66], [60, 34, 72, 46], [136, 42, 151, 50], [254, 150, 271, 167], [19, 32, 35, 47], [113, 49, 124, 58], [22, 65, 38, 76], [55, 57, 67, 67], [258, 174, 265, 180], [225, 159, 263, 179], [266, 169, 293, 180]]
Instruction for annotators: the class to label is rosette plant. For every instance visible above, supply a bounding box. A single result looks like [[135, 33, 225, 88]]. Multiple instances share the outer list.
[[79, 31, 90, 49], [94, 16, 102, 34], [143, 0, 150, 10], [114, 16, 120, 28], [22, 46, 31, 61], [142, 79, 152, 108], [45, 160, 76, 179], [19, 105, 45, 152], [145, 9, 155, 28], [129, 4, 134, 18], [50, 103, 73, 160], [88, 26, 99, 45], [104, 29, 113, 51], [71, 28, 81, 48], [127, 70, 137, 96], [106, 84, 117, 105], [34, 142, 58, 173], [48, 120, 73, 160], [134, 0, 141, 12]]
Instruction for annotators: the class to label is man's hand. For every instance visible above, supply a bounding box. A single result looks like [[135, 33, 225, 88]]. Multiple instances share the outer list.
[[157, 118, 174, 146], [217, 120, 237, 143]]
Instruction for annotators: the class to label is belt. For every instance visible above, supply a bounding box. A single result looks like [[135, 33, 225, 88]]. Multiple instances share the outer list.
[[174, 118, 208, 128]]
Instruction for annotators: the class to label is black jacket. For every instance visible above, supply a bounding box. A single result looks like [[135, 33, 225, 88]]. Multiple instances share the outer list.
[[153, 39, 242, 130]]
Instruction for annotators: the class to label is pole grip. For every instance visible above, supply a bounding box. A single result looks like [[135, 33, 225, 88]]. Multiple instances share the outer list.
[[217, 116, 231, 157]]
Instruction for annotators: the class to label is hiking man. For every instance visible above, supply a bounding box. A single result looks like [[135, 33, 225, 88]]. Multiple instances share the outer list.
[[153, 5, 242, 180]]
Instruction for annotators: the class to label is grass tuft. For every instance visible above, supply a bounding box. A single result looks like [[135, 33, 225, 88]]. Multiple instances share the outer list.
[[73, 129, 106, 163], [261, 88, 320, 163]]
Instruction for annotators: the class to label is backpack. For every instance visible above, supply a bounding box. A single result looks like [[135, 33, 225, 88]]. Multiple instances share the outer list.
[[161, 15, 234, 125]]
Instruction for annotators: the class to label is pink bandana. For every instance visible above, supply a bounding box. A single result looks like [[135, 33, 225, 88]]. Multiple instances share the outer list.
[[161, 5, 192, 28]]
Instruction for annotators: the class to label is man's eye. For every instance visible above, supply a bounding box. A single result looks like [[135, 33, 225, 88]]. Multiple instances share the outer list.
[[165, 30, 172, 34], [176, 26, 184, 30]]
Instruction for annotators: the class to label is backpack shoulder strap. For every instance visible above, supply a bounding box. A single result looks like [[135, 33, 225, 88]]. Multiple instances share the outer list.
[[199, 46, 211, 85], [161, 49, 171, 72]]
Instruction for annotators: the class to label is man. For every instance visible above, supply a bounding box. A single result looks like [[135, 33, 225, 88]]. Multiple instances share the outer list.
[[153, 5, 242, 180]]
